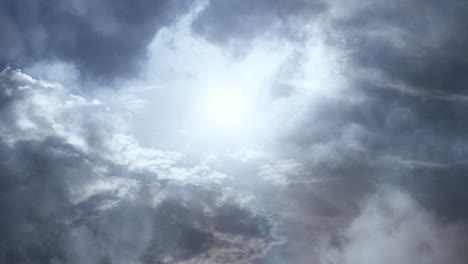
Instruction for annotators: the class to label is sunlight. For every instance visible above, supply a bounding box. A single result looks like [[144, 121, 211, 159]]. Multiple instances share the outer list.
[[200, 88, 250, 130]]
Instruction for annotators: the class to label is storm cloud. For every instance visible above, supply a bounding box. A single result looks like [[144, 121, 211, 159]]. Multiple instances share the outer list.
[[0, 0, 188, 81], [2, 0, 468, 263]]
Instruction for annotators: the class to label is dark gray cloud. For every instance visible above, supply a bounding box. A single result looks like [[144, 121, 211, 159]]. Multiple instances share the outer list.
[[192, 0, 327, 49], [0, 0, 189, 81], [333, 0, 468, 94]]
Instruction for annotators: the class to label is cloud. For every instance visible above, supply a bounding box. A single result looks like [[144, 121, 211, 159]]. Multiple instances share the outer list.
[[191, 0, 327, 48], [329, 0, 468, 93], [195, 0, 468, 215], [66, 183, 280, 264], [259, 159, 317, 185], [0, 0, 189, 81], [0, 68, 281, 263], [3, 1, 468, 263], [325, 188, 468, 264], [187, 2, 468, 262]]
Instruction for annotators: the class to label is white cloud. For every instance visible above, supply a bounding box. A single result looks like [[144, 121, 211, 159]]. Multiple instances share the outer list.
[[0, 66, 282, 263], [259, 159, 319, 185], [325, 189, 466, 264]]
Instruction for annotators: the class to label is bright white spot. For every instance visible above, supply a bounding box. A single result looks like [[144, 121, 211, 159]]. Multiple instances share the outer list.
[[200, 88, 251, 130]]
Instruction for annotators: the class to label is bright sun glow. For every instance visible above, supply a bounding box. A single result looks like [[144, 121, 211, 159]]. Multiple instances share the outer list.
[[200, 88, 251, 130]]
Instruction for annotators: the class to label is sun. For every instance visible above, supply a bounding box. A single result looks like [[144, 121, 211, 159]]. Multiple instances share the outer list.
[[200, 88, 251, 130]]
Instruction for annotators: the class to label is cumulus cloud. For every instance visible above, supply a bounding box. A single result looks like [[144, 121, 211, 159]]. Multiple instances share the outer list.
[[0, 68, 281, 263]]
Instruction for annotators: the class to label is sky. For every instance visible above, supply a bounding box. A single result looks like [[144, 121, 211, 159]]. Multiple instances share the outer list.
[[1, 0, 468, 263]]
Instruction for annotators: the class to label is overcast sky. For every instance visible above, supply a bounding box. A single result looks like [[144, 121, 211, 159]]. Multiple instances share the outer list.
[[2, 0, 468, 263]]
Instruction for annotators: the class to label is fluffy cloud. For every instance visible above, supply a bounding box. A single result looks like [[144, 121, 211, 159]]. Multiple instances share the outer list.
[[325, 189, 468, 264], [0, 68, 281, 263]]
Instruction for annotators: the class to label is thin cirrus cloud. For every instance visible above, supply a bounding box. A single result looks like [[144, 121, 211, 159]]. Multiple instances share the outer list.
[[2, 0, 468, 263]]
